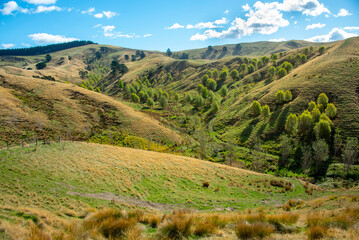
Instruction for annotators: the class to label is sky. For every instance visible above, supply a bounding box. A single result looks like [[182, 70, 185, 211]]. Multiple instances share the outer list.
[[1, 0, 359, 51]]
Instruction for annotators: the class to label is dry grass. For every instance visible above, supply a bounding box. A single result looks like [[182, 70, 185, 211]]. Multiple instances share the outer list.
[[140, 213, 163, 228], [266, 212, 299, 225], [157, 210, 193, 240], [235, 221, 275, 239], [306, 225, 328, 240]]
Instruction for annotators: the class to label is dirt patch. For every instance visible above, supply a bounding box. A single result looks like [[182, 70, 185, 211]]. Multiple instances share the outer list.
[[67, 191, 180, 211]]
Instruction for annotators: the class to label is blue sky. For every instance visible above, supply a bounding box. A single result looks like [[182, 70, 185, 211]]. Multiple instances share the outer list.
[[1, 0, 359, 51]]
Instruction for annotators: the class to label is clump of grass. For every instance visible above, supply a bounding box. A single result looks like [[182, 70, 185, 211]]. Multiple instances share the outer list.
[[306, 225, 328, 240], [243, 212, 266, 223], [27, 223, 51, 240], [193, 219, 216, 237], [235, 221, 275, 239], [266, 213, 299, 225], [306, 212, 323, 227], [140, 213, 163, 228], [157, 210, 193, 240]]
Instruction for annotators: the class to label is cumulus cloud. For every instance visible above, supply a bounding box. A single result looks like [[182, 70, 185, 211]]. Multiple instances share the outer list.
[[143, 34, 152, 38], [306, 23, 325, 30], [103, 11, 117, 19], [102, 25, 115, 37], [1, 1, 28, 15], [186, 17, 227, 29], [165, 23, 184, 29], [28, 33, 78, 44], [279, 0, 330, 16], [224, 9, 229, 14], [35, 5, 61, 13], [23, 0, 56, 4], [305, 28, 357, 42], [335, 8, 352, 17], [269, 38, 286, 42], [94, 13, 103, 18], [344, 26, 359, 31], [1, 43, 15, 48], [242, 4, 250, 11], [191, 1, 289, 41]]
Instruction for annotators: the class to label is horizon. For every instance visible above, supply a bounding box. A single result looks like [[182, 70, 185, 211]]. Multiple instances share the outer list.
[[1, 0, 359, 51]]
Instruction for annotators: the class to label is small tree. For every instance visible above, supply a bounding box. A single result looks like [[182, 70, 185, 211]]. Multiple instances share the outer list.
[[201, 74, 209, 85], [247, 64, 255, 74], [314, 120, 332, 141], [45, 54, 52, 62], [206, 78, 217, 91], [166, 48, 172, 57], [308, 101, 316, 111], [301, 54, 307, 63], [220, 86, 228, 97], [36, 62, 46, 69], [298, 110, 313, 135], [342, 137, 358, 175], [284, 90, 292, 102], [275, 90, 285, 104], [301, 145, 313, 175], [271, 53, 278, 60], [174, 93, 180, 101], [117, 79, 124, 88], [219, 68, 228, 82], [230, 69, 239, 81], [250, 101, 262, 117], [281, 61, 293, 73], [196, 126, 209, 160], [212, 69, 219, 80], [193, 95, 204, 108], [210, 101, 219, 114], [325, 103, 337, 118], [131, 93, 140, 103], [243, 57, 249, 64], [285, 113, 298, 134], [146, 98, 154, 108], [317, 93, 329, 109], [261, 105, 271, 118], [257, 60, 264, 69], [159, 96, 168, 109], [240, 63, 247, 72], [280, 135, 292, 168], [311, 107, 321, 123], [268, 66, 276, 79], [318, 46, 325, 55], [312, 139, 329, 176], [277, 68, 287, 78], [95, 87, 101, 93]]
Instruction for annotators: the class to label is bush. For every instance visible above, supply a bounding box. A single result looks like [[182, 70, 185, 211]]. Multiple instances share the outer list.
[[277, 68, 287, 78], [275, 90, 285, 104], [311, 107, 321, 123], [318, 46, 326, 55], [284, 90, 292, 102], [230, 69, 240, 80], [285, 113, 298, 134], [314, 120, 331, 140], [325, 103, 337, 118], [308, 101, 316, 111], [206, 78, 217, 91], [250, 101, 262, 116], [131, 93, 140, 103], [160, 96, 168, 108], [261, 105, 271, 118], [298, 110, 313, 135], [220, 86, 228, 97], [247, 64, 255, 73], [281, 61, 293, 73], [317, 93, 328, 109], [193, 220, 216, 237], [35, 62, 46, 70]]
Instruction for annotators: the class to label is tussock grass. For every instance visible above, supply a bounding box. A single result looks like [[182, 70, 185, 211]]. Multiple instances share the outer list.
[[157, 210, 193, 240], [235, 220, 275, 239], [306, 225, 328, 240]]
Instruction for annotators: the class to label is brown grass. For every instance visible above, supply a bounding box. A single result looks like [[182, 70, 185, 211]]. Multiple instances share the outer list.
[[235, 221, 275, 239], [266, 212, 299, 225], [306, 225, 328, 240], [157, 210, 193, 240]]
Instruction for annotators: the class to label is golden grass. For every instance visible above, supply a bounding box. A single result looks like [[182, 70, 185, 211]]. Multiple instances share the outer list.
[[306, 225, 328, 240], [235, 220, 275, 239]]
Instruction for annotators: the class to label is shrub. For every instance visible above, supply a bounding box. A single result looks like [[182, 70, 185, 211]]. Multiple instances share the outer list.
[[250, 101, 262, 117], [206, 78, 217, 91], [285, 113, 298, 134], [277, 68, 287, 78], [247, 64, 255, 74], [268, 66, 276, 79], [306, 226, 328, 240], [235, 221, 275, 240], [284, 90, 292, 102], [140, 214, 162, 228], [266, 213, 299, 225], [325, 103, 337, 118], [318, 46, 325, 55], [281, 61, 293, 73], [230, 69, 240, 80], [298, 110, 313, 135], [275, 90, 285, 104], [314, 120, 332, 140], [131, 93, 140, 103], [202, 181, 209, 188], [220, 86, 228, 97], [146, 98, 154, 108], [219, 68, 228, 81], [201, 74, 209, 85], [311, 107, 321, 123], [160, 96, 168, 108], [261, 105, 271, 118], [308, 101, 316, 111], [35, 62, 46, 70], [317, 93, 328, 109]]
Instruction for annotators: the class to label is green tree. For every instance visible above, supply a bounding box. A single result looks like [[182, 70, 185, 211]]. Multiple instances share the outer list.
[[174, 93, 180, 101], [185, 94, 193, 103], [311, 107, 321, 123], [301, 54, 307, 63], [261, 105, 271, 118], [131, 93, 140, 103], [206, 78, 217, 91], [271, 53, 278, 60], [303, 48, 309, 55], [95, 87, 101, 93], [210, 101, 219, 114], [219, 68, 228, 82], [230, 69, 239, 81], [36, 62, 46, 69], [318, 46, 325, 55], [250, 101, 262, 117], [277, 68, 287, 78], [325, 103, 337, 118], [285, 113, 298, 134], [201, 87, 209, 98], [117, 79, 124, 88], [45, 54, 52, 62], [284, 90, 292, 102], [193, 95, 204, 108], [212, 69, 219, 80], [261, 56, 270, 65], [298, 110, 313, 135], [247, 64, 255, 74], [243, 57, 249, 64], [201, 74, 209, 85], [312, 139, 329, 176], [220, 85, 228, 97], [317, 93, 329, 109], [314, 120, 332, 141], [240, 63, 247, 72], [275, 90, 285, 104], [301, 145, 313, 175], [159, 96, 168, 109], [146, 98, 154, 108], [308, 101, 316, 111], [281, 61, 293, 73], [166, 48, 172, 57], [257, 60, 264, 69], [268, 66, 276, 79], [206, 70, 213, 78], [342, 137, 358, 175]]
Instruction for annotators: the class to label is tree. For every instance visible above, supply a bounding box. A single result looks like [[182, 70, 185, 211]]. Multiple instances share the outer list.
[[261, 105, 271, 118], [314, 119, 332, 141], [166, 48, 172, 57], [311, 107, 321, 123], [318, 46, 325, 55], [275, 90, 285, 104], [146, 98, 154, 108], [138, 90, 148, 103], [36, 62, 46, 69], [79, 70, 88, 79], [285, 113, 298, 134], [250, 101, 262, 117], [247, 64, 255, 74], [271, 53, 278, 60], [325, 103, 337, 118], [303, 48, 309, 55], [240, 63, 247, 72], [312, 139, 329, 176], [317, 93, 329, 109], [117, 79, 124, 88], [131, 93, 140, 103], [185, 94, 193, 103], [201, 87, 209, 98], [257, 60, 264, 69], [206, 78, 217, 91], [280, 135, 292, 168], [301, 145, 313, 175], [45, 54, 52, 62], [261, 56, 270, 65], [230, 69, 239, 81], [301, 54, 307, 63], [206, 70, 213, 78], [159, 96, 168, 109], [219, 68, 228, 82], [298, 110, 313, 135], [210, 101, 219, 114], [281, 61, 293, 73], [196, 126, 209, 159], [201, 74, 209, 85], [308, 101, 316, 111], [284, 90, 292, 102], [342, 137, 358, 175], [277, 68, 287, 78], [193, 95, 204, 108], [225, 140, 237, 166], [212, 69, 219, 80], [243, 57, 249, 64], [220, 86, 228, 97], [124, 55, 129, 60], [174, 93, 180, 101], [268, 66, 276, 79], [95, 87, 101, 93]]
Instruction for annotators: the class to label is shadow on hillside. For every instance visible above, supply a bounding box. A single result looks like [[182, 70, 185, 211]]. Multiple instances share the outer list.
[[240, 118, 260, 143]]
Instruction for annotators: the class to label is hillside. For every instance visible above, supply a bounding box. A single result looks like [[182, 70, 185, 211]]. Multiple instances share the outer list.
[[174, 40, 326, 60]]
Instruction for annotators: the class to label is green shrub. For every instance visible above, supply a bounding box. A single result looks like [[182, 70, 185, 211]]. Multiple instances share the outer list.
[[284, 90, 292, 102], [317, 93, 329, 109], [325, 103, 337, 118], [250, 101, 262, 117], [277, 68, 287, 78], [275, 90, 285, 104], [131, 93, 140, 103], [285, 113, 298, 134]]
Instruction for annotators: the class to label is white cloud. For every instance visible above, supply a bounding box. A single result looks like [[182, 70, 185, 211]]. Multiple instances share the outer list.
[[305, 28, 357, 42], [94, 13, 103, 18], [28, 33, 78, 44], [344, 26, 359, 31], [224, 9, 229, 14], [1, 1, 28, 15], [269, 38, 286, 42], [214, 17, 227, 25], [103, 11, 117, 19], [35, 5, 61, 13], [186, 17, 227, 29], [335, 8, 352, 17], [165, 23, 184, 29], [81, 7, 95, 15], [279, 0, 330, 16], [191, 1, 289, 41], [306, 23, 325, 30], [93, 24, 102, 28], [242, 4, 250, 11], [102, 25, 115, 37], [1, 43, 15, 48], [294, 21, 298, 24], [143, 34, 152, 38], [23, 0, 56, 4]]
